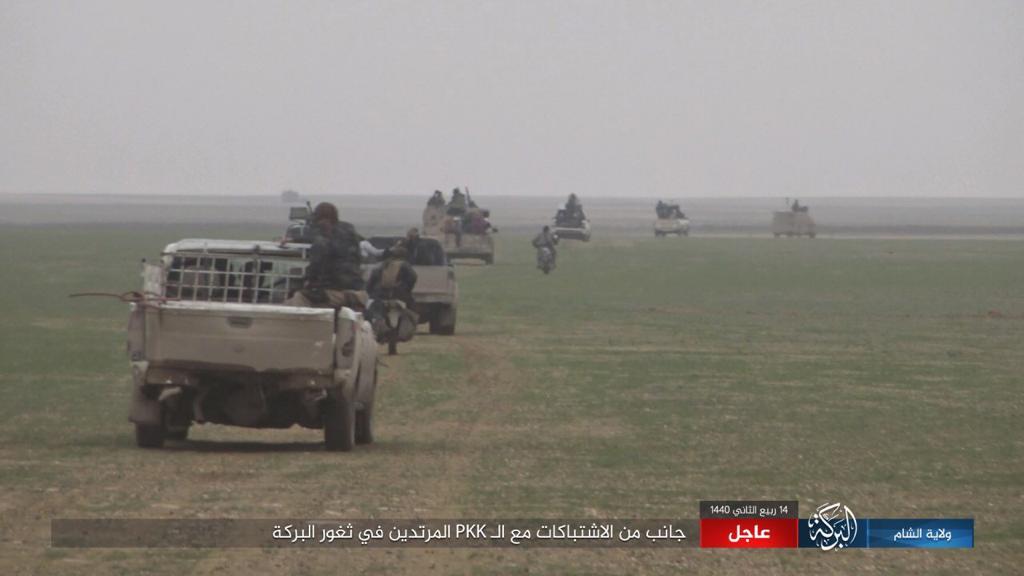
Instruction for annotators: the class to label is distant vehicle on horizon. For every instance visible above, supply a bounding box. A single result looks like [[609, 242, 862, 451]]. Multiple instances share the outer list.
[[654, 201, 690, 237], [421, 189, 496, 264], [553, 194, 591, 241], [553, 218, 591, 242], [773, 200, 816, 238]]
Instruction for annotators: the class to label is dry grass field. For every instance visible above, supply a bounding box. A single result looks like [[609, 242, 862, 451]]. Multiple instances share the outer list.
[[0, 224, 1021, 574]]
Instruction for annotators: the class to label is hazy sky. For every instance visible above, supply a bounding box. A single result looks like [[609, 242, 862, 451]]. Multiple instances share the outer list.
[[1, 0, 1021, 197]]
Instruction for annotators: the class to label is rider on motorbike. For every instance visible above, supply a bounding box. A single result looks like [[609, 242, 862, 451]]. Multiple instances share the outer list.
[[367, 244, 417, 307], [532, 225, 558, 271]]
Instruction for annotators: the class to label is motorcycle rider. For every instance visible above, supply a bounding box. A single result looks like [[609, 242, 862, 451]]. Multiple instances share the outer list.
[[367, 243, 418, 308], [531, 225, 558, 269]]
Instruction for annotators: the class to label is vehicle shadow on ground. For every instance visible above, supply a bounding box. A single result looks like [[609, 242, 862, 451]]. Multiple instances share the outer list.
[[160, 439, 425, 454], [163, 440, 326, 453]]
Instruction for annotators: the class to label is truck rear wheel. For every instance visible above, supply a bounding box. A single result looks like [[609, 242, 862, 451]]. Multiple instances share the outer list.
[[166, 426, 189, 441], [430, 306, 456, 335], [355, 404, 373, 444], [356, 373, 376, 445], [135, 423, 166, 448], [324, 395, 355, 452]]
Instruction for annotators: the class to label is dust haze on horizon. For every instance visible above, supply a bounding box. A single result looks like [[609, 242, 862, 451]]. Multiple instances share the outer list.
[[1, 1, 1022, 199]]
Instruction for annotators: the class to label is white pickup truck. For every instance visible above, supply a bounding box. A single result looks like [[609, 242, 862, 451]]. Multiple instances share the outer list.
[[553, 218, 592, 242], [127, 239, 379, 451], [772, 210, 817, 238], [421, 204, 496, 264], [654, 217, 691, 237]]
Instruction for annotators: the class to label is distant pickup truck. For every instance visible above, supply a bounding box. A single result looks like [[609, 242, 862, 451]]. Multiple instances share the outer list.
[[435, 231, 495, 265], [553, 218, 591, 242], [772, 210, 817, 238], [654, 216, 690, 237], [127, 239, 379, 451], [364, 236, 458, 335], [421, 205, 496, 264]]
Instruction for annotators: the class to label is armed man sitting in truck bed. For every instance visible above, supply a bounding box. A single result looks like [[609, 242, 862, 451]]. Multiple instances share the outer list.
[[285, 202, 368, 310]]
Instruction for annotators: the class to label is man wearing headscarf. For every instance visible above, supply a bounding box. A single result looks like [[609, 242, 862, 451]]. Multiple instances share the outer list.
[[427, 190, 446, 207], [447, 188, 467, 216]]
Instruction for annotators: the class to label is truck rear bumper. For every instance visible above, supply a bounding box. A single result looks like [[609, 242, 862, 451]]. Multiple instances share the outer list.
[[129, 361, 356, 428], [142, 364, 340, 391]]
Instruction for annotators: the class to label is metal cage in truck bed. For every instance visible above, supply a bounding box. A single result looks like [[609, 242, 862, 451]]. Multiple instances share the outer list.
[[161, 239, 311, 304]]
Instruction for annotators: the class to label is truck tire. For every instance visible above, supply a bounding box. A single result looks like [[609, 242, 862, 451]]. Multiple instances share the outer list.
[[166, 426, 189, 441], [135, 423, 166, 448], [430, 306, 456, 335], [324, 394, 356, 452], [355, 403, 374, 445], [355, 371, 376, 445], [482, 254, 494, 265]]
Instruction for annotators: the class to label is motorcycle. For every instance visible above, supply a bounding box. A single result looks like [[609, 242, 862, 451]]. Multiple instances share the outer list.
[[367, 299, 418, 355], [536, 245, 556, 274]]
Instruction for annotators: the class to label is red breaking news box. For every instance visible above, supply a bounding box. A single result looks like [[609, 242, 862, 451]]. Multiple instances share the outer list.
[[699, 518, 799, 548]]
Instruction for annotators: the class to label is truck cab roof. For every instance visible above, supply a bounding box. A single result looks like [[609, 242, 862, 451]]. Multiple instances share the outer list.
[[366, 236, 448, 267], [163, 239, 310, 258]]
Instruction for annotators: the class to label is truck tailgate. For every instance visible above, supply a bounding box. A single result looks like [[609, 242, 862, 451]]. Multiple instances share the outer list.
[[144, 302, 336, 373], [413, 266, 454, 300]]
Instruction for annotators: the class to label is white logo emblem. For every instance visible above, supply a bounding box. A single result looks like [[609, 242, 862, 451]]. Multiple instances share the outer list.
[[808, 502, 857, 551]]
